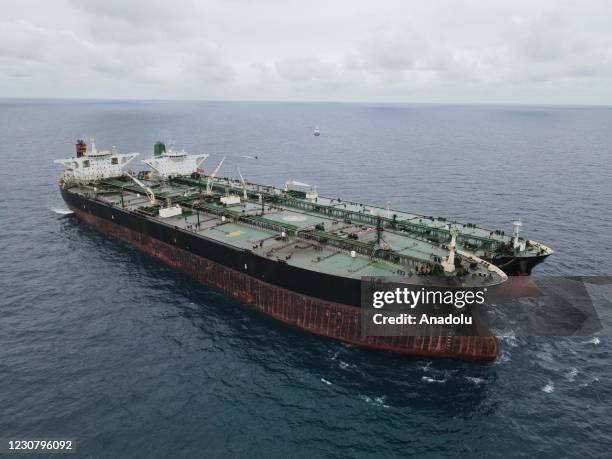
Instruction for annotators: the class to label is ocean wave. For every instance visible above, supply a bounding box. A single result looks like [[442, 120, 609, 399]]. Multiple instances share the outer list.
[[499, 335, 519, 347], [359, 395, 390, 408], [579, 376, 600, 388], [542, 381, 555, 393], [495, 350, 512, 365], [418, 361, 432, 372], [50, 207, 73, 215], [422, 376, 447, 384]]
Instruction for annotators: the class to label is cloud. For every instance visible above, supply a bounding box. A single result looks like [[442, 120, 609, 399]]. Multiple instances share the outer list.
[[1, 0, 612, 103], [0, 20, 90, 64], [67, 0, 197, 27], [337, 10, 612, 89], [0, 2, 235, 98], [275, 57, 337, 82], [499, 12, 612, 81], [347, 31, 427, 73], [506, 12, 578, 63]]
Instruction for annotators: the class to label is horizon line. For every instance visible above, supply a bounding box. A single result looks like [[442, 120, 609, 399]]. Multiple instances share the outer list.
[[1, 96, 611, 108]]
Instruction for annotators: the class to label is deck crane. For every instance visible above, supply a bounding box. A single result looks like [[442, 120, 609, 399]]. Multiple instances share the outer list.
[[238, 168, 248, 201], [441, 226, 460, 273], [125, 171, 183, 218], [206, 156, 225, 195], [124, 172, 156, 205], [283, 179, 311, 192]]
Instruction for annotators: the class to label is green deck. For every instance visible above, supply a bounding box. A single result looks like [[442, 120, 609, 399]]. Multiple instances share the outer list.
[[67, 173, 511, 285]]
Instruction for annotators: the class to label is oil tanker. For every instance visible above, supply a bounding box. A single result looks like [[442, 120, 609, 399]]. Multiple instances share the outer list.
[[55, 139, 553, 360]]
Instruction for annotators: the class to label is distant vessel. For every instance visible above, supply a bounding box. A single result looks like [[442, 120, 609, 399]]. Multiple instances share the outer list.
[[55, 139, 553, 360], [313, 127, 321, 136]]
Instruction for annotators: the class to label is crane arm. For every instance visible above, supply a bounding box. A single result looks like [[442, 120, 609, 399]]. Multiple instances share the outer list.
[[238, 167, 248, 200], [206, 156, 226, 194], [125, 172, 156, 205]]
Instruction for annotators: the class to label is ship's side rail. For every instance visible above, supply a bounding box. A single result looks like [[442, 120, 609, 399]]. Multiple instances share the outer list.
[[270, 193, 507, 252], [172, 175, 510, 254], [91, 175, 497, 276]]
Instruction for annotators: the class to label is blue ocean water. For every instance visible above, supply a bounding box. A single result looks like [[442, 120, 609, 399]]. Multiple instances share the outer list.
[[0, 99, 611, 457]]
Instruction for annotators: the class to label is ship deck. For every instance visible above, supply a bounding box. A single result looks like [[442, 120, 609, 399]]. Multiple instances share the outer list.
[[66, 176, 507, 286], [210, 176, 551, 259]]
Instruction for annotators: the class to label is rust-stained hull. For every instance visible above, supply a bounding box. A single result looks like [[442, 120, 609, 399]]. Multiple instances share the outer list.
[[65, 191, 499, 361]]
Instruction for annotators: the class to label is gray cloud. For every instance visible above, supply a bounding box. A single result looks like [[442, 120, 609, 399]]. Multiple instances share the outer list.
[[0, 0, 234, 98], [68, 0, 197, 26], [275, 57, 337, 82], [348, 31, 427, 72], [338, 9, 612, 89], [1, 0, 612, 103]]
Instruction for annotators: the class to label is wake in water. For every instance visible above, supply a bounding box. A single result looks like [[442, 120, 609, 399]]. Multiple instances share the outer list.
[[566, 368, 578, 382], [422, 376, 447, 384], [50, 207, 73, 215], [359, 394, 390, 408], [542, 381, 555, 393], [464, 376, 486, 385]]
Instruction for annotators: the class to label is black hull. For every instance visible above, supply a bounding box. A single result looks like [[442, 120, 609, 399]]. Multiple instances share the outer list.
[[60, 187, 500, 360], [61, 187, 363, 307], [489, 254, 550, 276]]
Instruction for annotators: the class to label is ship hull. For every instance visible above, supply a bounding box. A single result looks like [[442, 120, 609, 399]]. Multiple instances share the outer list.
[[489, 254, 550, 276], [60, 187, 499, 361]]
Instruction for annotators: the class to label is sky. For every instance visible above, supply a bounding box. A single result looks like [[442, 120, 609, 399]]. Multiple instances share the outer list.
[[1, 0, 612, 104]]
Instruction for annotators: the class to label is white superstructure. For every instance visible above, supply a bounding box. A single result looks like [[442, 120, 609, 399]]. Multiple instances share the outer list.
[[142, 142, 209, 180], [54, 138, 138, 182]]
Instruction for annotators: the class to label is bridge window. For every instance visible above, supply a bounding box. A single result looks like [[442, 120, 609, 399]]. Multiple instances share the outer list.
[[111, 157, 118, 165], [83, 160, 90, 168]]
